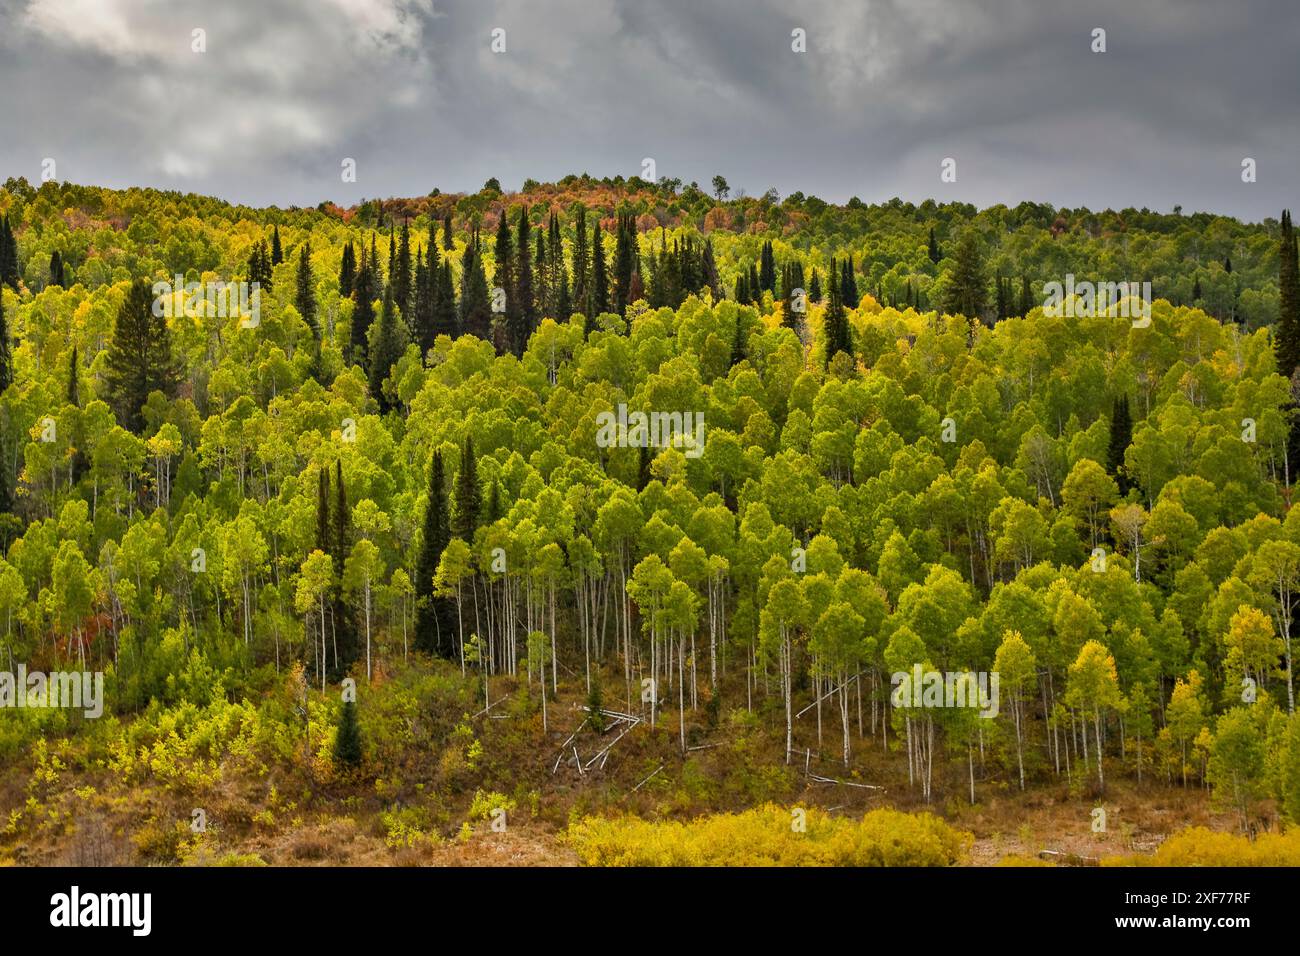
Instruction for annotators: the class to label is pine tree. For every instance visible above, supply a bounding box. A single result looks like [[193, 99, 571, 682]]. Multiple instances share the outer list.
[[453, 435, 480, 541], [809, 269, 821, 303], [515, 205, 536, 352], [331, 459, 358, 677], [942, 228, 988, 337], [589, 220, 609, 319], [493, 213, 516, 353], [433, 260, 457, 339], [339, 241, 355, 298], [271, 225, 283, 265], [613, 213, 637, 319], [1276, 210, 1300, 378], [442, 214, 454, 254], [823, 257, 852, 365], [701, 239, 720, 300], [759, 241, 776, 293], [928, 227, 941, 264], [0, 217, 17, 288], [296, 242, 318, 337], [840, 256, 859, 309], [571, 206, 589, 313], [368, 282, 406, 413], [48, 250, 64, 288], [1019, 276, 1032, 317], [412, 246, 433, 355], [461, 230, 492, 341], [1107, 393, 1134, 494], [1192, 276, 1203, 302], [316, 465, 331, 555], [334, 699, 363, 767], [0, 292, 11, 394], [415, 451, 453, 657], [66, 346, 79, 407], [394, 219, 412, 318], [105, 278, 180, 432], [350, 238, 377, 367]]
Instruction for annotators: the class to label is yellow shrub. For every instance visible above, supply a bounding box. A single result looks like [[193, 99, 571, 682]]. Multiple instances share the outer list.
[[565, 805, 971, 867], [1102, 826, 1300, 866]]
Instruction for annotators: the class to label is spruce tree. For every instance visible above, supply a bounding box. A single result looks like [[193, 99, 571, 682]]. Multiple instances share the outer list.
[[823, 257, 852, 365], [1276, 210, 1300, 378], [296, 242, 318, 337], [840, 256, 859, 309], [809, 268, 821, 303], [316, 465, 331, 555], [433, 260, 457, 338], [442, 214, 453, 254], [493, 213, 516, 352], [368, 282, 406, 413], [394, 219, 412, 318], [334, 699, 363, 767], [571, 205, 589, 312], [48, 250, 64, 288], [1107, 394, 1134, 494], [271, 225, 283, 265], [942, 228, 988, 336], [701, 239, 720, 300], [452, 435, 480, 541], [759, 241, 776, 293], [339, 241, 355, 298], [1019, 276, 1032, 317], [515, 205, 536, 352], [928, 227, 941, 264], [460, 231, 492, 341], [105, 278, 180, 432], [414, 451, 453, 657], [412, 246, 433, 355], [331, 459, 358, 677], [0, 217, 17, 288], [589, 220, 609, 319], [350, 238, 377, 367]]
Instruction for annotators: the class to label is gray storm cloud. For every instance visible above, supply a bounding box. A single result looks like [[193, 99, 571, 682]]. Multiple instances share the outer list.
[[0, 0, 1295, 220]]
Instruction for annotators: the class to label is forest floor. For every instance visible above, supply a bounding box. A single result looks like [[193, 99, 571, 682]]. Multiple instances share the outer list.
[[0, 665, 1251, 867]]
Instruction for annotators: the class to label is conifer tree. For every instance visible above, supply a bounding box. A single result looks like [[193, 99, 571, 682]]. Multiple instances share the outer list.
[[339, 241, 355, 298], [433, 260, 457, 339], [701, 239, 720, 300], [460, 230, 492, 341], [453, 435, 480, 541], [589, 219, 609, 319], [823, 257, 851, 365], [415, 451, 453, 657], [105, 278, 180, 432], [1276, 210, 1300, 378], [48, 250, 64, 288], [296, 242, 318, 337], [809, 268, 821, 303], [412, 246, 433, 355], [928, 227, 941, 264], [0, 292, 11, 395], [942, 229, 988, 336], [1019, 276, 1032, 317], [350, 240, 376, 367], [493, 213, 516, 352], [271, 225, 283, 265], [1107, 393, 1134, 494], [368, 282, 406, 413], [571, 206, 589, 311], [442, 214, 453, 253], [0, 217, 17, 288], [334, 699, 362, 766], [394, 219, 412, 317], [840, 256, 859, 308], [331, 458, 358, 677], [515, 205, 536, 352], [759, 241, 776, 293]]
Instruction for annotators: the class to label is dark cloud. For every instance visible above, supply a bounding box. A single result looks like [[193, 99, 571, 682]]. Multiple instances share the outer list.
[[0, 0, 1295, 220]]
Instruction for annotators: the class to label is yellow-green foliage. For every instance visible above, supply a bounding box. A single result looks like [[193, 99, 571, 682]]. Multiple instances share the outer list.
[[566, 804, 971, 866], [1102, 826, 1300, 866]]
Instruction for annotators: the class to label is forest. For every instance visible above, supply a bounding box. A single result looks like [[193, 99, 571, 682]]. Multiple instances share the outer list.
[[1, 172, 1299, 866]]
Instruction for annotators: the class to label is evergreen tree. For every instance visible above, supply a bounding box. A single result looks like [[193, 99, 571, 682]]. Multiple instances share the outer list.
[[493, 213, 516, 353], [453, 435, 480, 540], [1107, 393, 1134, 494], [928, 227, 941, 264], [350, 240, 376, 367], [66, 346, 79, 407], [0, 217, 17, 288], [1192, 277, 1203, 302], [414, 451, 453, 657], [296, 241, 318, 337], [942, 228, 988, 337], [460, 230, 492, 340], [433, 260, 457, 338], [701, 239, 720, 299], [105, 278, 180, 432], [334, 699, 363, 767], [1019, 276, 1033, 317], [316, 465, 331, 555], [571, 206, 589, 312], [613, 213, 638, 319], [534, 228, 549, 317], [271, 225, 283, 266], [48, 250, 64, 288], [0, 292, 11, 395], [368, 282, 406, 413], [1276, 210, 1300, 378], [823, 257, 851, 365], [412, 246, 434, 355], [840, 256, 859, 308], [442, 214, 453, 253], [515, 205, 536, 352], [339, 241, 355, 298], [759, 241, 776, 293], [809, 268, 822, 303], [394, 219, 412, 317], [589, 219, 609, 320], [331, 458, 358, 677]]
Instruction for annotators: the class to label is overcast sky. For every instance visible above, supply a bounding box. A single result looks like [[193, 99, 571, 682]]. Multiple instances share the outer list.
[[1, 0, 1295, 221]]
